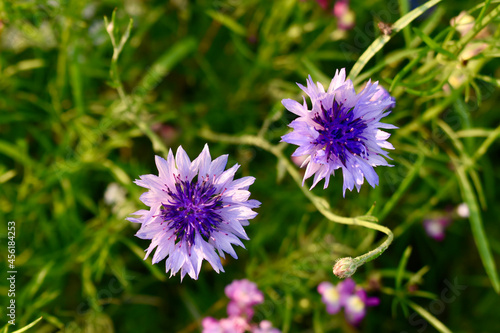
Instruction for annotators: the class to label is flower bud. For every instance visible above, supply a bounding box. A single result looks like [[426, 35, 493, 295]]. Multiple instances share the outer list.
[[333, 257, 357, 279]]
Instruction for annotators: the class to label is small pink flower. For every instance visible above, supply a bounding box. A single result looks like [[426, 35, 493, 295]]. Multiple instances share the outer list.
[[203, 280, 279, 332], [225, 279, 264, 319], [315, 0, 330, 10], [251, 320, 281, 333], [202, 316, 249, 333], [456, 203, 469, 218], [318, 281, 342, 314], [343, 289, 379, 326], [333, 0, 355, 30], [318, 278, 379, 326], [423, 217, 452, 241]]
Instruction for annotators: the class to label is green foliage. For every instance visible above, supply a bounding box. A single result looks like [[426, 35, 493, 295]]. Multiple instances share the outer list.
[[1, 0, 500, 332]]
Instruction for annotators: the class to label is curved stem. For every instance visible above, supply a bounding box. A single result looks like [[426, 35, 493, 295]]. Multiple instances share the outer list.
[[199, 127, 394, 275]]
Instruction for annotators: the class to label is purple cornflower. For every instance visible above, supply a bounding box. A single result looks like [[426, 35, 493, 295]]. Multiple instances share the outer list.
[[281, 69, 396, 196], [128, 145, 261, 280], [423, 217, 452, 241], [225, 279, 264, 319], [318, 278, 379, 326]]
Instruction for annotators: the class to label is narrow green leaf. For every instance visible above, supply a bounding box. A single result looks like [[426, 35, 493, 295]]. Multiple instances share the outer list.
[[206, 9, 246, 36], [380, 154, 425, 221], [69, 46, 85, 116], [0, 140, 35, 167], [412, 27, 457, 59], [470, 169, 487, 210], [456, 165, 500, 293], [477, 74, 500, 87], [0, 170, 16, 184], [396, 246, 412, 291], [134, 37, 197, 98], [389, 50, 424, 92], [102, 160, 131, 185], [11, 317, 43, 333], [472, 125, 500, 162], [301, 57, 330, 84], [120, 237, 167, 282], [349, 0, 442, 80], [407, 301, 452, 333], [398, 0, 412, 46]]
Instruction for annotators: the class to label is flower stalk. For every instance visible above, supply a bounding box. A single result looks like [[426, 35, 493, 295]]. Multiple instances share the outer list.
[[199, 127, 394, 277]]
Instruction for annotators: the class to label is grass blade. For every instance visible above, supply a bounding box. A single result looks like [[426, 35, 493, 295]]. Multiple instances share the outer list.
[[349, 0, 442, 80], [380, 153, 425, 221], [206, 9, 246, 36], [11, 317, 43, 333], [456, 165, 500, 293], [407, 301, 452, 333], [412, 27, 457, 60]]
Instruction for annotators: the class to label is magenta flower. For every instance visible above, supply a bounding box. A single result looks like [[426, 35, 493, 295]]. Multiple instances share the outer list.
[[423, 217, 452, 241], [318, 278, 379, 326], [344, 289, 380, 326], [315, 0, 330, 10], [281, 69, 396, 196], [225, 279, 265, 319], [202, 316, 249, 333], [333, 0, 355, 30], [202, 279, 280, 333], [317, 281, 341, 314], [128, 145, 260, 280]]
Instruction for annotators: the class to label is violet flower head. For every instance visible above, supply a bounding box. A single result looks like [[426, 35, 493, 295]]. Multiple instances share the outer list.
[[128, 145, 261, 280], [423, 217, 452, 241], [281, 69, 396, 196], [225, 279, 265, 319]]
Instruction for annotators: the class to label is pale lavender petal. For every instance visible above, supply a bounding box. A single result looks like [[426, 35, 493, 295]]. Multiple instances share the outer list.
[[128, 145, 259, 280], [281, 70, 396, 196]]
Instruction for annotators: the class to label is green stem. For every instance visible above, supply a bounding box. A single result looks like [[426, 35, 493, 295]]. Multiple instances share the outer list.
[[104, 12, 169, 157], [199, 127, 394, 276]]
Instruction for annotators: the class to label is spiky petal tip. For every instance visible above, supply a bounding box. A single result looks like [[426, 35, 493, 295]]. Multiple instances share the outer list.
[[128, 144, 260, 280], [281, 69, 397, 196]]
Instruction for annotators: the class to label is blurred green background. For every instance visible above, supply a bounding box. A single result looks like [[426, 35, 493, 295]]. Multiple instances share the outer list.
[[1, 0, 500, 332]]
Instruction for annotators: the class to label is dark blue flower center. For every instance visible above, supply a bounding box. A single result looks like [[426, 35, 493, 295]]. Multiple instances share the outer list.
[[312, 100, 369, 166], [160, 175, 224, 250]]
